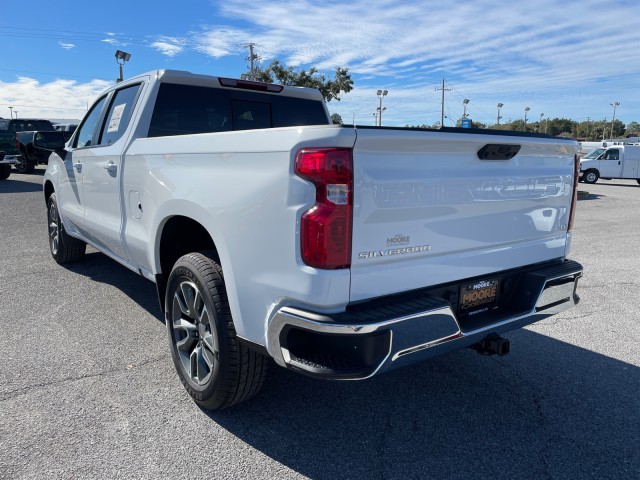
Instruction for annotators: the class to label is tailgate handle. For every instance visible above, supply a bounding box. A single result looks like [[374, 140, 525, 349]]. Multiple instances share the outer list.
[[477, 144, 521, 160]]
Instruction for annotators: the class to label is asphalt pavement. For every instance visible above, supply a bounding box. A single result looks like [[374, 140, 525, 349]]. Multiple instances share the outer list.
[[1, 167, 638, 479]]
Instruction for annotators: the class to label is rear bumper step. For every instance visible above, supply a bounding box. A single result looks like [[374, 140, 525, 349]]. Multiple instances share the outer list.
[[267, 260, 582, 379]]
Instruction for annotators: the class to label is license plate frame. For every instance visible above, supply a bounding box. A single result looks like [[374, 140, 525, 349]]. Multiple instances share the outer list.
[[458, 278, 500, 316]]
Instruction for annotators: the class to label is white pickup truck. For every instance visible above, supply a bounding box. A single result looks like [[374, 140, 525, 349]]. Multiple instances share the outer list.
[[41, 69, 583, 409]]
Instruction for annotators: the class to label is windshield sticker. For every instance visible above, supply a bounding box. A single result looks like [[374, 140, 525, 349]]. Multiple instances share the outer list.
[[107, 103, 126, 133]]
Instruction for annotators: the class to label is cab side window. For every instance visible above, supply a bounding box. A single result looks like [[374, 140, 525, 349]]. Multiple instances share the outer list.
[[604, 149, 620, 160], [99, 84, 142, 146], [74, 96, 108, 148]]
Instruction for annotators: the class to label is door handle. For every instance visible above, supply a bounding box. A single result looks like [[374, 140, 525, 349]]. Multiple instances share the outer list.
[[104, 161, 117, 173], [73, 162, 82, 172]]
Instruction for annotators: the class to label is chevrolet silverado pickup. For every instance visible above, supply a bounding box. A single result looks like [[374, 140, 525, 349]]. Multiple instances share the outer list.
[[40, 69, 583, 409]]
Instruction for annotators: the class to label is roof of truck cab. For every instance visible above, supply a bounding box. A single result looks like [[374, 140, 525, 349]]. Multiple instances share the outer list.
[[117, 69, 325, 102]]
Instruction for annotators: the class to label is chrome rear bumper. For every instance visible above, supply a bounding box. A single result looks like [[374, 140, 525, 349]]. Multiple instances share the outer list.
[[267, 260, 582, 379]]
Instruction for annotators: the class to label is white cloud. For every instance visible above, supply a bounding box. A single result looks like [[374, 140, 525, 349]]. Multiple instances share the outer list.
[[151, 37, 185, 57], [58, 42, 76, 50], [0, 77, 112, 120]]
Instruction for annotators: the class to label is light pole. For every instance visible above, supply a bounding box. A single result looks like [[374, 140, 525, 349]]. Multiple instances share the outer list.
[[497, 103, 503, 125], [610, 102, 620, 139], [14, 111, 18, 119], [462, 99, 470, 119], [539, 113, 544, 133], [8, 106, 13, 119], [524, 107, 530, 131], [376, 89, 388, 126], [115, 50, 131, 83]]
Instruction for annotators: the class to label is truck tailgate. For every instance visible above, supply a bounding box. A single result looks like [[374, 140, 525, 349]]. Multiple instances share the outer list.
[[349, 128, 578, 302]]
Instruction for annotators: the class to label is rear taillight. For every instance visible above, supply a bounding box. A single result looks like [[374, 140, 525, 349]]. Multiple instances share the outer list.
[[295, 148, 353, 269], [568, 154, 579, 231]]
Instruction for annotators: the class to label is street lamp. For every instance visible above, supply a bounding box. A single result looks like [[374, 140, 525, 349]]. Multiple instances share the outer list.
[[8, 106, 13, 119], [376, 89, 388, 127], [539, 113, 544, 133], [115, 50, 131, 83], [14, 111, 18, 119], [610, 101, 620, 139], [497, 103, 503, 125], [524, 107, 530, 130], [462, 99, 470, 119]]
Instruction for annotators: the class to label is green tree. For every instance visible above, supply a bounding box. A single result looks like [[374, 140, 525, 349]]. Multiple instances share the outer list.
[[626, 121, 640, 136], [331, 113, 343, 124], [253, 60, 353, 102]]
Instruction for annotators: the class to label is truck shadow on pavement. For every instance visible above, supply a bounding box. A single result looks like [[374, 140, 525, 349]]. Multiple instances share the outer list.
[[577, 192, 605, 201], [208, 330, 639, 479], [64, 250, 163, 323], [0, 177, 44, 193]]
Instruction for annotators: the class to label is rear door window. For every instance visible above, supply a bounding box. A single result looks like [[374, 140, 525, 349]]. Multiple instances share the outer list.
[[98, 83, 142, 146]]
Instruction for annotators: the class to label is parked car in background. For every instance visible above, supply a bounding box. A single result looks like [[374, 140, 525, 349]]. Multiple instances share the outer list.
[[53, 123, 78, 135], [0, 122, 19, 180], [52, 123, 77, 145], [0, 118, 57, 173]]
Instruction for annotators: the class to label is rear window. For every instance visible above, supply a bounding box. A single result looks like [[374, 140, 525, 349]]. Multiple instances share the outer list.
[[148, 83, 327, 137]]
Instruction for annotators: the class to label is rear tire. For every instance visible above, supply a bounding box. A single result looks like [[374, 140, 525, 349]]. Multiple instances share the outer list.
[[165, 252, 268, 410], [583, 169, 599, 184], [0, 164, 10, 180], [14, 155, 35, 174], [47, 193, 86, 264]]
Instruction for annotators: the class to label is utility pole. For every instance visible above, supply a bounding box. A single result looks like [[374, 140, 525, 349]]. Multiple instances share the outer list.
[[497, 103, 503, 125], [245, 43, 257, 80], [376, 89, 388, 126], [435, 79, 451, 128], [610, 102, 620, 139]]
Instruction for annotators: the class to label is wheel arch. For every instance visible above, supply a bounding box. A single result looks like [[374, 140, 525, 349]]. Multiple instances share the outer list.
[[155, 215, 220, 313]]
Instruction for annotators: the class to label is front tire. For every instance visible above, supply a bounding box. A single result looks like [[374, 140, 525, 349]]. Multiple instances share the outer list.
[[583, 169, 599, 184], [165, 252, 268, 410], [47, 193, 86, 263]]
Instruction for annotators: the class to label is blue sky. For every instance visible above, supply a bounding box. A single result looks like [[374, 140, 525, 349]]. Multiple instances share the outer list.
[[1, 0, 639, 128]]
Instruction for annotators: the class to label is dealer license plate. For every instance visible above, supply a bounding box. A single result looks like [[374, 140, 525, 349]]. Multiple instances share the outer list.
[[459, 278, 500, 315]]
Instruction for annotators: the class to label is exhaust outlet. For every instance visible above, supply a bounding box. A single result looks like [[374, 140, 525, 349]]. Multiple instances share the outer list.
[[471, 334, 510, 356]]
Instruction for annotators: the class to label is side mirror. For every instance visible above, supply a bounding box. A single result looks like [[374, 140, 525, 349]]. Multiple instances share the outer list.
[[33, 131, 66, 150]]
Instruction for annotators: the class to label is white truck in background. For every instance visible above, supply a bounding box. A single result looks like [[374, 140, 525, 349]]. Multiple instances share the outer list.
[[580, 144, 640, 184], [39, 69, 583, 409]]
